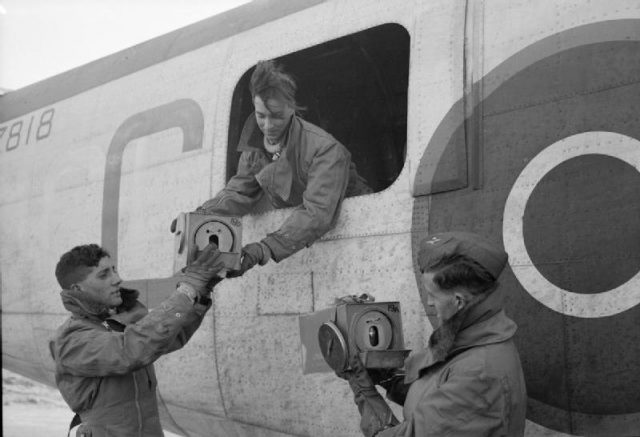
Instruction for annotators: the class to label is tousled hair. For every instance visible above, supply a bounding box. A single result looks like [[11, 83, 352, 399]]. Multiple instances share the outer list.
[[423, 253, 496, 295], [55, 244, 110, 289], [250, 60, 304, 112]]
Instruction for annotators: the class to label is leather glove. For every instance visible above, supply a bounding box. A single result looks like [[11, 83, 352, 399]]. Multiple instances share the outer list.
[[343, 354, 399, 437], [365, 368, 394, 389], [229, 242, 271, 277], [371, 370, 410, 407], [178, 243, 225, 296]]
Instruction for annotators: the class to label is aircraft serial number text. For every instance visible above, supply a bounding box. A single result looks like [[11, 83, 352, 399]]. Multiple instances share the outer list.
[[0, 108, 55, 152]]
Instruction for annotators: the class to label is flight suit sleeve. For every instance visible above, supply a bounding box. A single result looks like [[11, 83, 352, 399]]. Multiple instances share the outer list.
[[262, 142, 350, 261], [198, 151, 264, 216], [55, 291, 211, 377], [377, 371, 506, 437], [164, 294, 211, 355]]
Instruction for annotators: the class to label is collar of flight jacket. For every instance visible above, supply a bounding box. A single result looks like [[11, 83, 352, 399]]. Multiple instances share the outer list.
[[60, 287, 147, 326], [236, 113, 298, 201], [404, 287, 517, 384]]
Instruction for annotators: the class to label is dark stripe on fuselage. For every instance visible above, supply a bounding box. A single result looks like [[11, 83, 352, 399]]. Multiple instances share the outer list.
[[0, 0, 324, 122], [412, 19, 640, 435]]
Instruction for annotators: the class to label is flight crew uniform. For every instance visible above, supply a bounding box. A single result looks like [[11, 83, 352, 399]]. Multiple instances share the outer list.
[[52, 287, 210, 437], [379, 287, 527, 437], [198, 114, 371, 262]]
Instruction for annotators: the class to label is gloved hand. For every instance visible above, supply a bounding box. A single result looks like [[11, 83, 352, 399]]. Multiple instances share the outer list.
[[178, 243, 225, 296], [228, 242, 271, 277], [370, 369, 410, 407], [342, 354, 399, 437], [338, 364, 408, 407], [366, 368, 396, 386]]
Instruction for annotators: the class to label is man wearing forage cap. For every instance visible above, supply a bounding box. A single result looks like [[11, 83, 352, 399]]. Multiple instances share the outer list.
[[340, 231, 527, 437]]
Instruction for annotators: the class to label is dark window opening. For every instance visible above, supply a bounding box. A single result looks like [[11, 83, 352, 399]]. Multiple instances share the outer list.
[[227, 23, 409, 195]]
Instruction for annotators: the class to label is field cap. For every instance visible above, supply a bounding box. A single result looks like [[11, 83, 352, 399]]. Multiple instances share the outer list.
[[418, 231, 508, 279]]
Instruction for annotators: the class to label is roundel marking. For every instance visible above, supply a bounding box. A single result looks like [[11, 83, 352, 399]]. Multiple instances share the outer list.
[[411, 21, 640, 435], [523, 153, 640, 295], [503, 131, 640, 318]]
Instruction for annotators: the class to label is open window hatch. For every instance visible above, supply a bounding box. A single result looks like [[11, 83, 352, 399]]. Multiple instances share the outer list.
[[227, 23, 410, 196]]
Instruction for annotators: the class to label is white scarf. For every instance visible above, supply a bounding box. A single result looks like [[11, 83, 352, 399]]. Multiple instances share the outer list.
[[263, 136, 283, 160]]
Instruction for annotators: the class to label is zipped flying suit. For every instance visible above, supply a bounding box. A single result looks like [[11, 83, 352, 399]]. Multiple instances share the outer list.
[[52, 288, 210, 437], [199, 114, 371, 262], [379, 288, 527, 437]]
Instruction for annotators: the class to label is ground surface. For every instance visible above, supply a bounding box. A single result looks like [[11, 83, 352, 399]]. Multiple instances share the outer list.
[[2, 368, 181, 437]]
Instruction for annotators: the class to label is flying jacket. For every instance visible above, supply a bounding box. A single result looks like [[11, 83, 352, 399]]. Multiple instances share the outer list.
[[379, 289, 527, 437], [199, 114, 371, 262], [52, 287, 210, 437]]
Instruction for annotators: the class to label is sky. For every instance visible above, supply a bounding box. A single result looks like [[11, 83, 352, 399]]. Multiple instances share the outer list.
[[0, 0, 250, 91]]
